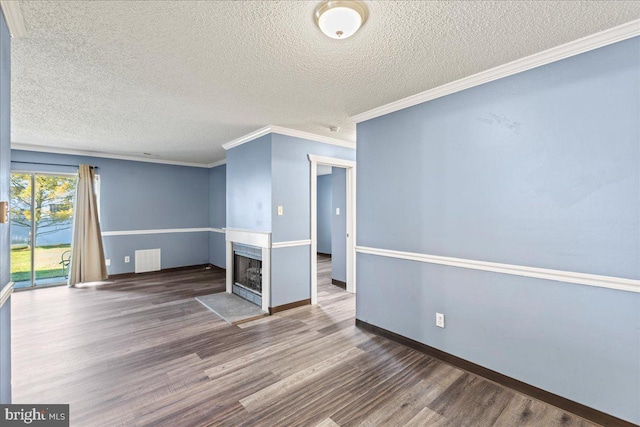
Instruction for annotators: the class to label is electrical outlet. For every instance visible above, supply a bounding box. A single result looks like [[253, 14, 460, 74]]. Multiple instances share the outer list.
[[436, 312, 445, 328], [124, 256, 130, 263], [277, 206, 284, 216], [105, 259, 111, 266]]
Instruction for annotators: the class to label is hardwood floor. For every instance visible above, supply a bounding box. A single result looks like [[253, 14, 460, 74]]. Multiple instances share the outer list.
[[12, 256, 596, 426]]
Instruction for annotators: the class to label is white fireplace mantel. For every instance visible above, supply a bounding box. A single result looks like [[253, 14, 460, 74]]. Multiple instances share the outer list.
[[225, 228, 271, 313]]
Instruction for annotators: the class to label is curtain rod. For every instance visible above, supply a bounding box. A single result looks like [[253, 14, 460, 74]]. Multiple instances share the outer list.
[[11, 161, 99, 169]]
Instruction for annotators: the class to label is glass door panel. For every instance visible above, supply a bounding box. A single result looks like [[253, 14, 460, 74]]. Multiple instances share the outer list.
[[10, 173, 34, 289], [10, 172, 77, 288], [33, 175, 76, 287]]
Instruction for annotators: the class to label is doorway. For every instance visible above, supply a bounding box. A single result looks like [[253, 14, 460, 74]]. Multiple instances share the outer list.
[[10, 172, 77, 289], [316, 165, 348, 292], [308, 155, 356, 305]]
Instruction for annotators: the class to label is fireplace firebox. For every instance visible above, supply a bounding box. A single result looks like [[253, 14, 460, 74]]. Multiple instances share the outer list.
[[233, 243, 262, 306]]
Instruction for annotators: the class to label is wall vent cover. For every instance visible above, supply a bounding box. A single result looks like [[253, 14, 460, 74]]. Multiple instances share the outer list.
[[135, 249, 161, 273]]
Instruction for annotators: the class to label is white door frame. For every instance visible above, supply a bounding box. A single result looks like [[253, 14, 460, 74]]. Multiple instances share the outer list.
[[308, 154, 356, 304]]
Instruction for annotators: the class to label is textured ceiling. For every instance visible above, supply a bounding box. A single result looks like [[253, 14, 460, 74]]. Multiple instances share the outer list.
[[11, 1, 640, 165]]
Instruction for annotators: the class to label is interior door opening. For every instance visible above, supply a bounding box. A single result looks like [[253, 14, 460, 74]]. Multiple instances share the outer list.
[[309, 154, 356, 305], [316, 165, 348, 295]]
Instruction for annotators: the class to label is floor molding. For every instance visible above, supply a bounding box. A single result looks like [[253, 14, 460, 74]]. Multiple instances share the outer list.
[[355, 319, 637, 427], [232, 313, 270, 325], [331, 279, 346, 289], [108, 264, 215, 280], [269, 298, 311, 315]]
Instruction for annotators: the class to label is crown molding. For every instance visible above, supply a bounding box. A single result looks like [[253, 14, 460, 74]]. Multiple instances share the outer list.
[[351, 19, 640, 124], [0, 1, 26, 38], [269, 125, 356, 149], [222, 126, 272, 150], [12, 129, 351, 166], [222, 125, 356, 151], [207, 159, 227, 168], [11, 143, 212, 168]]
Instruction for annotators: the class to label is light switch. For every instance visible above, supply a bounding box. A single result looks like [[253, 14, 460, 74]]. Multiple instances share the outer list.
[[436, 313, 445, 328], [336, 208, 340, 215], [105, 259, 111, 266], [277, 206, 283, 216]]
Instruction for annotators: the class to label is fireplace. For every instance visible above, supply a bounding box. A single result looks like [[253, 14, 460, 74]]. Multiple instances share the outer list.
[[233, 243, 262, 306], [226, 228, 271, 313]]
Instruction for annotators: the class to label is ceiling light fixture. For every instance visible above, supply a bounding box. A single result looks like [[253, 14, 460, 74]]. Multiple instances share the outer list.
[[314, 1, 369, 40]]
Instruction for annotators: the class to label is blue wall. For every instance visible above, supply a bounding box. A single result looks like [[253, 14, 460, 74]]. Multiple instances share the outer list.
[[356, 37, 640, 423], [271, 134, 355, 243], [11, 150, 211, 275], [0, 11, 11, 404], [226, 133, 355, 306], [331, 167, 346, 282], [270, 245, 311, 306], [226, 135, 272, 233], [316, 174, 332, 254], [209, 164, 226, 228], [270, 133, 355, 306], [209, 164, 226, 268]]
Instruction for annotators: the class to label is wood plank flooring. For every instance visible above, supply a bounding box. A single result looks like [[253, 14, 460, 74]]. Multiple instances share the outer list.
[[11, 255, 596, 426]]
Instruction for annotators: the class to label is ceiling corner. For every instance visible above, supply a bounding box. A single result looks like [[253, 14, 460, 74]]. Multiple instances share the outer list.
[[0, 0, 26, 38]]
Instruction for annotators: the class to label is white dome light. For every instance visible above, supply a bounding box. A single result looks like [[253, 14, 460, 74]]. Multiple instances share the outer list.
[[314, 1, 369, 40]]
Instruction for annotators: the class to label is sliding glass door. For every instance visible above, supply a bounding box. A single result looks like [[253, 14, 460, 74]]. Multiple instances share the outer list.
[[10, 172, 77, 289]]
